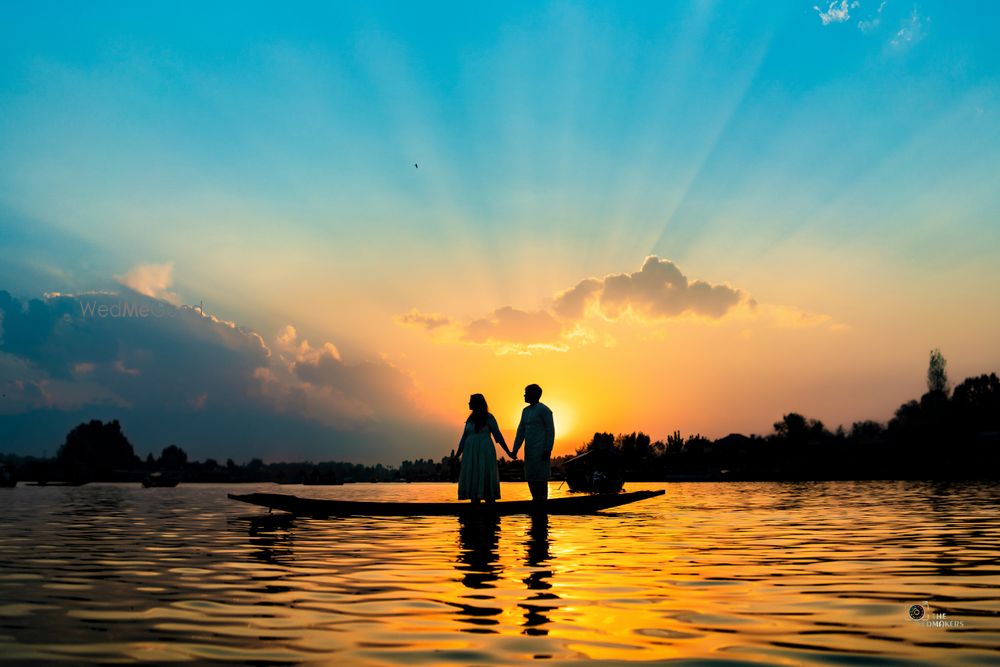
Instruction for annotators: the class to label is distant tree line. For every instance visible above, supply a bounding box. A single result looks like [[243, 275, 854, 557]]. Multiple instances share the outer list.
[[567, 351, 999, 482], [1, 351, 997, 484]]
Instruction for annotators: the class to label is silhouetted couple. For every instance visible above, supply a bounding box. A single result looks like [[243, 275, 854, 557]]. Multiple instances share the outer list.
[[454, 384, 555, 503]]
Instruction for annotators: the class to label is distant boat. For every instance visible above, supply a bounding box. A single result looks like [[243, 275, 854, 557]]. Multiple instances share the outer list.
[[228, 489, 665, 518], [142, 472, 180, 488]]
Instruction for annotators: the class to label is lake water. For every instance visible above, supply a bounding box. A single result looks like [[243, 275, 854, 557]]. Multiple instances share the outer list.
[[0, 481, 998, 665]]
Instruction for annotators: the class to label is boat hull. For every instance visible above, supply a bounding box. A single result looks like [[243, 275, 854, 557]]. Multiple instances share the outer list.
[[228, 489, 664, 517]]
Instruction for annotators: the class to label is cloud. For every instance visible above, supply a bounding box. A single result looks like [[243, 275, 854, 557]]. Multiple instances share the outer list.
[[292, 352, 416, 419], [814, 0, 857, 25], [890, 9, 928, 48], [595, 257, 743, 320], [115, 262, 180, 305], [858, 0, 887, 32], [398, 256, 846, 352], [1, 351, 128, 414], [275, 324, 341, 362], [552, 278, 603, 320], [462, 307, 565, 345], [399, 256, 749, 352], [0, 286, 448, 462], [395, 309, 453, 330]]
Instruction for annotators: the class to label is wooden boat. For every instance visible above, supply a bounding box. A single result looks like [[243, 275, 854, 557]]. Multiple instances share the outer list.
[[228, 489, 664, 517]]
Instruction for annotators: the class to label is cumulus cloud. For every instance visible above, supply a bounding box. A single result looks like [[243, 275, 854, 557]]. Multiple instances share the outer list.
[[275, 324, 341, 362], [0, 286, 447, 462], [814, 0, 857, 25], [596, 256, 743, 320], [293, 353, 415, 418], [115, 262, 180, 305], [398, 256, 845, 351], [248, 323, 420, 425], [552, 278, 603, 320], [553, 256, 745, 323], [399, 256, 748, 352], [0, 289, 269, 407]]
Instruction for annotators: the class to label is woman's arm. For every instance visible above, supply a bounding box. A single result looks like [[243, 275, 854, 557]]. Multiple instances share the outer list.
[[489, 415, 512, 457], [456, 426, 468, 457], [511, 411, 525, 458]]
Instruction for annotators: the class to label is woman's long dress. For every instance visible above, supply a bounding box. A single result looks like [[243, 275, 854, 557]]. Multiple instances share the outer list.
[[457, 415, 502, 500]]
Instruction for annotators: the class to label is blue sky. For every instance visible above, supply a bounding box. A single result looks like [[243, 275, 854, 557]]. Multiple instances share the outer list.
[[1, 2, 998, 461]]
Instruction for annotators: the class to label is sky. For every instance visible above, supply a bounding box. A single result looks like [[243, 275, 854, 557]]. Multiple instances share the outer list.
[[1, 1, 998, 463]]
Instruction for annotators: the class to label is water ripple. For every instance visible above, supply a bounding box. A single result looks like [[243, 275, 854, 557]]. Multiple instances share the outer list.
[[0, 481, 997, 664]]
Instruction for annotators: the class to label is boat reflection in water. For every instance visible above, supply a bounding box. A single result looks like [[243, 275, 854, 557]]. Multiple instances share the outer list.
[[454, 512, 558, 637]]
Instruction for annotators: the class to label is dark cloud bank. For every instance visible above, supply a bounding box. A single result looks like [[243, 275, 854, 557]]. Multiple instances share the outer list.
[[0, 290, 449, 463]]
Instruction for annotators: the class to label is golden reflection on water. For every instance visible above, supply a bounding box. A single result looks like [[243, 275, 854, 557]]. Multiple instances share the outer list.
[[0, 481, 998, 665]]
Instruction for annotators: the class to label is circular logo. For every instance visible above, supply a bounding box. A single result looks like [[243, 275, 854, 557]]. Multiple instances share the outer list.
[[908, 604, 926, 621]]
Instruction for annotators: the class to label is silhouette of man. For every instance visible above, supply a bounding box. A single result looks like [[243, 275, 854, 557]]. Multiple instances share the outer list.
[[511, 384, 555, 502]]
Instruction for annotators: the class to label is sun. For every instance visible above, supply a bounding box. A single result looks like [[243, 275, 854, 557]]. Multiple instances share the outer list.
[[547, 400, 576, 443]]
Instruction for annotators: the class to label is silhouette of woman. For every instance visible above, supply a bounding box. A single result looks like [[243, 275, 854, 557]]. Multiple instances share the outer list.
[[456, 394, 511, 502]]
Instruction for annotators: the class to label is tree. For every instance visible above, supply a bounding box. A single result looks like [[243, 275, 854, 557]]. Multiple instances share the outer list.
[[683, 434, 712, 452], [772, 413, 831, 449], [577, 432, 615, 456], [773, 413, 808, 442], [928, 348, 950, 395], [952, 373, 1000, 433], [665, 430, 684, 453], [58, 419, 140, 471], [158, 444, 188, 469], [850, 420, 885, 443]]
